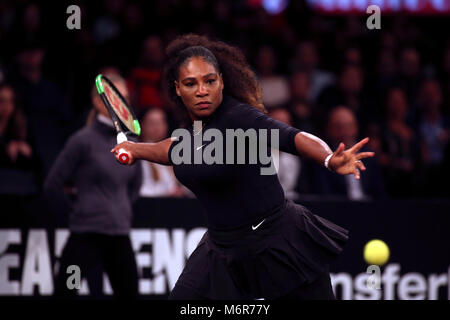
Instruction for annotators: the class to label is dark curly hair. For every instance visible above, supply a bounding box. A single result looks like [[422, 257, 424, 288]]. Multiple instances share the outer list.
[[163, 34, 266, 124]]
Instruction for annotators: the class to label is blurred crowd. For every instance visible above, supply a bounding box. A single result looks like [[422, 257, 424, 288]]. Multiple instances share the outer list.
[[1, 0, 449, 200]]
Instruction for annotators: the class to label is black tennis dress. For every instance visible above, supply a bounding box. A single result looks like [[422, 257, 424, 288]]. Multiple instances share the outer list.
[[168, 95, 349, 299]]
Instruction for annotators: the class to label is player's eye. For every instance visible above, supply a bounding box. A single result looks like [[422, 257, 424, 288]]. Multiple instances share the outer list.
[[185, 82, 194, 87], [206, 79, 215, 84]]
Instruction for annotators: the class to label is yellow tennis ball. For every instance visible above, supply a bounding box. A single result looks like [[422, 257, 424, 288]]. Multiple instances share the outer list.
[[364, 239, 390, 266]]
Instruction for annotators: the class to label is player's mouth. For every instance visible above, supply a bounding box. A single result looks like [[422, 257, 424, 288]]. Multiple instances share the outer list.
[[196, 101, 211, 109]]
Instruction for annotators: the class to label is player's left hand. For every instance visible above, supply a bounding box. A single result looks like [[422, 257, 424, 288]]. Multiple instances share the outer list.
[[328, 137, 375, 179]]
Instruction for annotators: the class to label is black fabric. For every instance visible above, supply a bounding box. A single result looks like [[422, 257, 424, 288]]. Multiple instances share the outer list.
[[169, 95, 302, 230], [54, 233, 138, 299], [275, 272, 336, 300], [170, 199, 348, 300]]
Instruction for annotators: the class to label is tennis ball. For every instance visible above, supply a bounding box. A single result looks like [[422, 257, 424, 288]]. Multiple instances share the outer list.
[[364, 239, 390, 266]]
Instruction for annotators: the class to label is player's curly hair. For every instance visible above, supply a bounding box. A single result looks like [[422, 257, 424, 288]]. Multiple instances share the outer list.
[[163, 34, 266, 122]]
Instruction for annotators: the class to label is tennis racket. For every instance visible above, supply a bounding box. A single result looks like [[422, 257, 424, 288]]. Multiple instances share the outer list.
[[95, 74, 141, 164]]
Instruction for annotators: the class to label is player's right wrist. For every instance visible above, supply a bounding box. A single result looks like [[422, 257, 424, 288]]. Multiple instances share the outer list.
[[324, 153, 334, 171], [132, 142, 141, 160]]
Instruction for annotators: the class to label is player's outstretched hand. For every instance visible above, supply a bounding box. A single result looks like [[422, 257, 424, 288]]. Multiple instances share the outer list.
[[328, 137, 375, 180], [111, 141, 137, 165]]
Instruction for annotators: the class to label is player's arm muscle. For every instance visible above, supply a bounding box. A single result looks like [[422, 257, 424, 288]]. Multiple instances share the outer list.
[[112, 138, 173, 165]]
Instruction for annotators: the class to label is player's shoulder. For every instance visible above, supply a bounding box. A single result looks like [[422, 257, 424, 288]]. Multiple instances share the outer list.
[[222, 95, 256, 112], [219, 95, 264, 126], [221, 95, 261, 117]]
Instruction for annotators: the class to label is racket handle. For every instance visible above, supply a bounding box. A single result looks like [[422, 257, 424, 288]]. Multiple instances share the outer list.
[[118, 148, 130, 164], [116, 132, 129, 164], [117, 132, 127, 144]]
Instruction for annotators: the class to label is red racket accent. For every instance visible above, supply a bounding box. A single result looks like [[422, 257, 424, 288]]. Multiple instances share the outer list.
[[118, 103, 130, 121], [105, 85, 130, 121], [118, 148, 130, 164]]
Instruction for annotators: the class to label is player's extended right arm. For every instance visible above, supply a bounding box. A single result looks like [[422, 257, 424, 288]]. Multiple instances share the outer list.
[[111, 137, 174, 165]]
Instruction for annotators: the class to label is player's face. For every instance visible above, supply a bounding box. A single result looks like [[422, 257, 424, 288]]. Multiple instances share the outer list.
[[175, 57, 224, 121]]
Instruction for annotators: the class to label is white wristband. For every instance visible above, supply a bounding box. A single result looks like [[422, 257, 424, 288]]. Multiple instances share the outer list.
[[324, 153, 333, 171]]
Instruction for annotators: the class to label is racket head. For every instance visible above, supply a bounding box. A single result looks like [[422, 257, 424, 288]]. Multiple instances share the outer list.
[[95, 74, 141, 136]]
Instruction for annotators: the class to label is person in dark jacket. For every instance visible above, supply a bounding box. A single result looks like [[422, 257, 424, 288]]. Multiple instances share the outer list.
[[44, 74, 142, 299]]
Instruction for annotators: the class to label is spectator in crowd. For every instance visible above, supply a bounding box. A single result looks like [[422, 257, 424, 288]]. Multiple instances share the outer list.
[[139, 108, 188, 197], [127, 35, 166, 111], [416, 79, 450, 196], [439, 45, 450, 117], [287, 70, 317, 133], [396, 47, 423, 106], [378, 87, 419, 197], [308, 106, 385, 200], [211, 0, 233, 39], [343, 46, 362, 66], [317, 63, 377, 131], [44, 74, 141, 299], [268, 107, 301, 200], [373, 49, 398, 107], [0, 82, 35, 170], [5, 3, 46, 56], [93, 0, 124, 45], [255, 45, 290, 108], [113, 2, 146, 70], [290, 41, 335, 104], [0, 1, 449, 201], [122, 3, 145, 42], [12, 45, 72, 174], [289, 70, 311, 103], [0, 81, 40, 194]]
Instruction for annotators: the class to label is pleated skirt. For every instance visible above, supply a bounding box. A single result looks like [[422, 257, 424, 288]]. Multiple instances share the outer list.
[[171, 199, 349, 300]]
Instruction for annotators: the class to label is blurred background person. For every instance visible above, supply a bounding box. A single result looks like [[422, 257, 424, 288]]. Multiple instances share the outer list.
[[0, 82, 35, 170], [287, 70, 318, 133], [290, 40, 335, 105], [255, 45, 290, 109], [127, 35, 166, 111], [138, 107, 187, 197], [308, 106, 385, 200], [343, 46, 362, 66], [268, 107, 301, 200], [12, 44, 72, 175], [92, 0, 124, 46], [0, 82, 39, 194], [378, 87, 419, 197], [416, 79, 450, 197], [396, 47, 423, 106], [372, 48, 397, 108], [317, 63, 377, 131], [44, 74, 142, 299], [439, 45, 450, 117]]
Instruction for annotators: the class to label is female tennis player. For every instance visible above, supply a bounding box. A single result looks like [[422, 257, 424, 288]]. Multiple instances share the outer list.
[[111, 34, 374, 300]]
